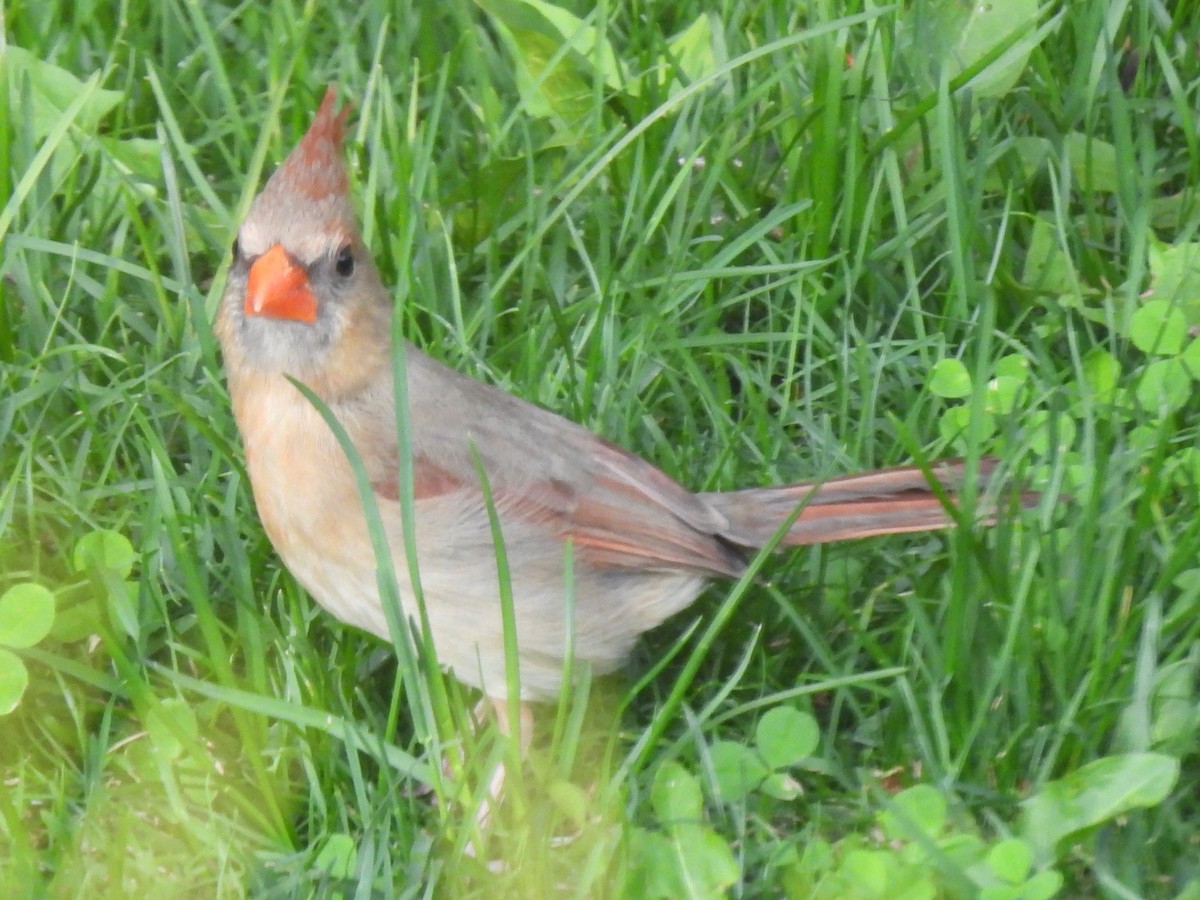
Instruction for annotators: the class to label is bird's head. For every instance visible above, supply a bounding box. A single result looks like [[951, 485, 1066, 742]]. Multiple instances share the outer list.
[[217, 87, 390, 395]]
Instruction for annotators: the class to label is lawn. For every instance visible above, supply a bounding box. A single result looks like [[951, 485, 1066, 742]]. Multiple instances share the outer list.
[[2, 1, 1199, 896]]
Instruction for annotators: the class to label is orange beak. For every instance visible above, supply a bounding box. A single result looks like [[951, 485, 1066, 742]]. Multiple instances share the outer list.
[[245, 244, 318, 324]]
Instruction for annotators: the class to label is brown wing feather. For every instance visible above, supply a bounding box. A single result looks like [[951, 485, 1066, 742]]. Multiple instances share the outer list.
[[491, 471, 747, 577]]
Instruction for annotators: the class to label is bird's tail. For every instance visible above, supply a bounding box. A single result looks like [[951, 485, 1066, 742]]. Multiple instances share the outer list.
[[701, 458, 1029, 548]]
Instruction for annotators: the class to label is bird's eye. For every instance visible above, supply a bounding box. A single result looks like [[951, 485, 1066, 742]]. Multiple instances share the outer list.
[[334, 244, 355, 277], [230, 237, 241, 260]]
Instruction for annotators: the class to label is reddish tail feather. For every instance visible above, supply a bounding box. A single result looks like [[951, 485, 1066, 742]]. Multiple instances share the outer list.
[[704, 458, 1031, 549]]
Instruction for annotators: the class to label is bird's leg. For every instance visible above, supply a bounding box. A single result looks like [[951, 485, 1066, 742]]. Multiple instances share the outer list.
[[485, 695, 534, 754], [473, 696, 533, 828], [458, 697, 533, 866]]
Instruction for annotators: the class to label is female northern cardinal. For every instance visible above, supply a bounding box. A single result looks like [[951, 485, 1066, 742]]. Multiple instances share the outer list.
[[216, 87, 1008, 707]]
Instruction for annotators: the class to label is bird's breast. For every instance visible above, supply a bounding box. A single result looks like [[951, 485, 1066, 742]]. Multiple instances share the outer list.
[[231, 373, 391, 634]]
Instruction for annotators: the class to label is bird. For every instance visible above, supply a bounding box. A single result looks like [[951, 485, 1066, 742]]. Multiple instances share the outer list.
[[216, 86, 1021, 731]]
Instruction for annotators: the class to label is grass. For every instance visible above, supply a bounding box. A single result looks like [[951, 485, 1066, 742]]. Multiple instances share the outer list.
[[3, 0, 1200, 896]]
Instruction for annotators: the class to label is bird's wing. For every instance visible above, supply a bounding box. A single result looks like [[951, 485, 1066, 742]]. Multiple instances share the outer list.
[[349, 346, 746, 578]]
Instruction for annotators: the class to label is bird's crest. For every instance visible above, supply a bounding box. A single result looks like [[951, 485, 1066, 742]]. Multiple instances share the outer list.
[[273, 85, 352, 202], [245, 86, 358, 247]]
